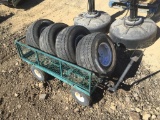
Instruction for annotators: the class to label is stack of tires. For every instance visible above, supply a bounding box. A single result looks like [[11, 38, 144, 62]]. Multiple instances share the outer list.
[[26, 19, 117, 106], [26, 19, 116, 75]]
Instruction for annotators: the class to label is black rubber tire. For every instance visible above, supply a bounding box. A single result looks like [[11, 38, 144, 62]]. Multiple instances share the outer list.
[[55, 25, 90, 63], [76, 32, 116, 75], [39, 23, 68, 55], [26, 19, 54, 48], [71, 87, 91, 106], [31, 66, 48, 81]]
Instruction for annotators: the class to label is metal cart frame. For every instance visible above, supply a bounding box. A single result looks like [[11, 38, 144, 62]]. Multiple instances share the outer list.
[[15, 37, 100, 96]]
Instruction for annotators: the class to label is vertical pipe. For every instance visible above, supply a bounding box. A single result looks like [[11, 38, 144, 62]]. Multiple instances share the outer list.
[[130, 0, 138, 20], [113, 59, 135, 90], [92, 0, 95, 12], [17, 45, 23, 57], [88, 0, 95, 13], [35, 51, 40, 65], [59, 61, 62, 77]]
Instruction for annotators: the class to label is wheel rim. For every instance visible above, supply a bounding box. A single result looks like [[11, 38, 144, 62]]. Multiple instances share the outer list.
[[34, 69, 42, 78], [98, 42, 112, 67], [75, 92, 85, 102]]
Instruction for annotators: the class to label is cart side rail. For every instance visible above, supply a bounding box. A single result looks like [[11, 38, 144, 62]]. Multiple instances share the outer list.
[[15, 37, 100, 96]]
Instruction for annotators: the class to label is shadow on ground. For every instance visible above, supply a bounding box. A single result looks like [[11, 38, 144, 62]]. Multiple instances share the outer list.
[[105, 10, 126, 32], [17, 0, 44, 10], [119, 70, 160, 91], [150, 1, 160, 23], [156, 26, 160, 39], [91, 47, 154, 105], [111, 10, 126, 22], [0, 13, 14, 23], [112, 47, 143, 79], [92, 68, 160, 105]]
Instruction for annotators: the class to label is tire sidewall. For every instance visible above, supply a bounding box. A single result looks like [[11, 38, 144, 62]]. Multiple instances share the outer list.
[[48, 23, 68, 54], [26, 19, 54, 48], [33, 20, 53, 45], [31, 66, 45, 81], [67, 26, 90, 62], [71, 88, 91, 106], [92, 33, 116, 74]]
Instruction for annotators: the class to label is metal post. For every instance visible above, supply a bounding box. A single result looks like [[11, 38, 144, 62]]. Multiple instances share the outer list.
[[35, 51, 40, 65], [130, 0, 138, 20], [108, 56, 140, 92], [88, 0, 95, 13]]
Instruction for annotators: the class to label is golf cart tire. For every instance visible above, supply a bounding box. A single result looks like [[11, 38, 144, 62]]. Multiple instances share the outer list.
[[31, 66, 48, 81], [26, 19, 54, 48], [71, 87, 91, 106], [76, 32, 116, 75], [55, 25, 90, 63], [39, 23, 68, 55]]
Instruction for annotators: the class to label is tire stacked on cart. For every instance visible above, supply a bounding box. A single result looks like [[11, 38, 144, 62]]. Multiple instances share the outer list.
[[25, 19, 117, 106]]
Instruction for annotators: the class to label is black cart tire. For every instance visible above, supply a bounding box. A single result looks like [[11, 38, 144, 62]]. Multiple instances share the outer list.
[[71, 87, 91, 106], [76, 32, 116, 75], [55, 25, 90, 63], [26, 19, 54, 48], [31, 66, 48, 81], [39, 23, 68, 55]]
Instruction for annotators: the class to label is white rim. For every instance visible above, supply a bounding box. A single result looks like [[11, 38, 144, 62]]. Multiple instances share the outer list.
[[34, 69, 42, 78], [75, 92, 85, 102]]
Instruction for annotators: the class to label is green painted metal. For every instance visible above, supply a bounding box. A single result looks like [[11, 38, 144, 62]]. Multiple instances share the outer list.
[[15, 37, 100, 96]]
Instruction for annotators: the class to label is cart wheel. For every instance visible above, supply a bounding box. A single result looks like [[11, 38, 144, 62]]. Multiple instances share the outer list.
[[39, 23, 68, 55], [26, 19, 54, 48], [71, 87, 91, 106], [55, 25, 90, 63], [76, 32, 116, 75], [31, 66, 48, 81]]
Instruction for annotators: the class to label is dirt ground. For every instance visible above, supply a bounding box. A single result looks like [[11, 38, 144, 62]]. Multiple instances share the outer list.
[[0, 0, 160, 120]]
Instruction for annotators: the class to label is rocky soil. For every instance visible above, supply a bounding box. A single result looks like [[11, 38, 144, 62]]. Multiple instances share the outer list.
[[0, 0, 160, 120]]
